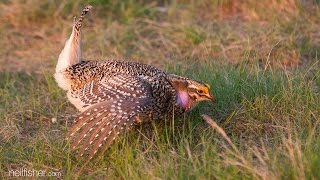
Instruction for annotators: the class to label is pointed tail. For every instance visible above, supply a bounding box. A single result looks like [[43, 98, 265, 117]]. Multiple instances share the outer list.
[[55, 5, 92, 90]]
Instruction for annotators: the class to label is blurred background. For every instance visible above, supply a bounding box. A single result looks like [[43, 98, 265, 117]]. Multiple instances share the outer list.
[[1, 0, 319, 73], [1, 1, 320, 179]]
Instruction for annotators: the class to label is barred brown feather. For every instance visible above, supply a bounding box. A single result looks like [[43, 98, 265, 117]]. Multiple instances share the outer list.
[[56, 5, 214, 161], [66, 74, 153, 159], [74, 5, 92, 32]]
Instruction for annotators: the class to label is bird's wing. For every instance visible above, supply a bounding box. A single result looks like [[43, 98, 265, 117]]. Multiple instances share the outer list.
[[67, 74, 154, 159]]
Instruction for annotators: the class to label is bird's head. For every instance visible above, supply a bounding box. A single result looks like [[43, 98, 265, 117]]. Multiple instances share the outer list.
[[168, 75, 215, 111], [185, 80, 214, 102]]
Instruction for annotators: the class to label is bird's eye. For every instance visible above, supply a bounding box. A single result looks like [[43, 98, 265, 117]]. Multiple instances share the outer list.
[[197, 89, 204, 94]]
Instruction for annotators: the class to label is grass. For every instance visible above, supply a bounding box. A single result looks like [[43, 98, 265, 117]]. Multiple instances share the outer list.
[[0, 0, 320, 179]]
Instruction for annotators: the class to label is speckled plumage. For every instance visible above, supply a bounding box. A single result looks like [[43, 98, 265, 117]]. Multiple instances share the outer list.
[[55, 6, 214, 160]]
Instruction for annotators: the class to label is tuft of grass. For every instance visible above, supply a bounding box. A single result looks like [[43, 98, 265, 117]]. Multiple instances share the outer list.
[[1, 0, 320, 72], [1, 0, 320, 179], [1, 59, 320, 179], [184, 27, 207, 45]]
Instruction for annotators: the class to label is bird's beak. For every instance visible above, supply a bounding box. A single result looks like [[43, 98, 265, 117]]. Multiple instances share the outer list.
[[206, 93, 215, 102]]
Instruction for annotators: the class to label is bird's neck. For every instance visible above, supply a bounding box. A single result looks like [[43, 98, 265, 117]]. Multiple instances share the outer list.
[[176, 91, 195, 111], [167, 74, 195, 111]]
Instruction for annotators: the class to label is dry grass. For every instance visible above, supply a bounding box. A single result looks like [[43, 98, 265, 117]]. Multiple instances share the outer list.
[[1, 0, 319, 72], [0, 0, 320, 179]]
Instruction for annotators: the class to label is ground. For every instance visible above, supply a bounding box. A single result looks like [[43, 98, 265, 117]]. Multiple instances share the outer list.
[[0, 0, 319, 179]]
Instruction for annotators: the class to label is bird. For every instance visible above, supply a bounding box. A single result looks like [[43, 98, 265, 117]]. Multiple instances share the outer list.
[[54, 5, 215, 160]]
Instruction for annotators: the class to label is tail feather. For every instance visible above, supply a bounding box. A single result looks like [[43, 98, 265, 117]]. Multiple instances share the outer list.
[[66, 101, 101, 138], [88, 110, 135, 158], [55, 5, 92, 90], [79, 113, 118, 156], [75, 5, 92, 32], [88, 112, 135, 159], [67, 100, 147, 159], [70, 113, 109, 150], [66, 75, 153, 160]]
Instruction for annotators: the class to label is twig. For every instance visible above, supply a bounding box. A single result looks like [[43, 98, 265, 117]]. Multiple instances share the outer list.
[[265, 40, 281, 71], [201, 114, 238, 152]]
